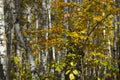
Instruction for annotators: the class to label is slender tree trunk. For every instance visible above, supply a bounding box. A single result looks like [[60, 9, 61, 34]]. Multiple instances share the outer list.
[[5, 0, 16, 79], [26, 5, 36, 79], [115, 0, 120, 80], [0, 0, 7, 79], [42, 0, 49, 76]]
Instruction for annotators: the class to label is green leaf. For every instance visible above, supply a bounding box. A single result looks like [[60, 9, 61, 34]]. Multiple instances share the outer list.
[[14, 56, 20, 64], [55, 66, 61, 73], [116, 22, 120, 25], [73, 69, 79, 75], [107, 4, 112, 11]]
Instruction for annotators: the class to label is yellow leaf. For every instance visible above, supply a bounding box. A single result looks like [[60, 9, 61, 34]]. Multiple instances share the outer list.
[[80, 29, 87, 34], [65, 70, 71, 75], [70, 62, 74, 66], [35, 58, 40, 66], [52, 64, 55, 67], [21, 31, 27, 35], [97, 77, 101, 80], [72, 32, 79, 38], [106, 73, 111, 77], [78, 12, 82, 15], [69, 73, 75, 80], [33, 49, 39, 55], [79, 35, 87, 40], [93, 16, 102, 21], [13, 78, 16, 80]]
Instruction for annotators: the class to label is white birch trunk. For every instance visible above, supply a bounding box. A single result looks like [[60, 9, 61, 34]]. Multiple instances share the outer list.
[[0, 0, 7, 79], [42, 0, 49, 74], [27, 6, 36, 78], [48, 0, 56, 74]]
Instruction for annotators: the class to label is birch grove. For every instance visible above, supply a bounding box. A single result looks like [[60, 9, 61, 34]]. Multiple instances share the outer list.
[[1, 0, 120, 80]]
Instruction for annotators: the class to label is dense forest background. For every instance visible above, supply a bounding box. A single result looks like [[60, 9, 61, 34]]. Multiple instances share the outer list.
[[0, 0, 120, 80]]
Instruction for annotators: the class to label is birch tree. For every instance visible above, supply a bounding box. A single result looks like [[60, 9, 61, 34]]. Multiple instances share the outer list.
[[0, 0, 7, 79]]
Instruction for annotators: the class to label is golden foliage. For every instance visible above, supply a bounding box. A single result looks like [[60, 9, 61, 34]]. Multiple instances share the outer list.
[[93, 16, 102, 21]]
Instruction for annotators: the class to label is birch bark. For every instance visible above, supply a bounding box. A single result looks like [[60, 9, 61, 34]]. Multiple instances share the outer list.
[[0, 0, 7, 79]]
